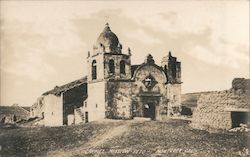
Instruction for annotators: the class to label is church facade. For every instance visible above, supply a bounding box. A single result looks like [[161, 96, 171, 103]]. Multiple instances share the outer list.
[[75, 23, 182, 124], [31, 23, 182, 126]]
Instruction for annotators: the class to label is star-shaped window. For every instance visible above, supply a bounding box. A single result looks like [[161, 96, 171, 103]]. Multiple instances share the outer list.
[[142, 75, 157, 90]]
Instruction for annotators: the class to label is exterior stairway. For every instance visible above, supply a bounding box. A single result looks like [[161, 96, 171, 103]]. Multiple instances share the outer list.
[[75, 108, 84, 123]]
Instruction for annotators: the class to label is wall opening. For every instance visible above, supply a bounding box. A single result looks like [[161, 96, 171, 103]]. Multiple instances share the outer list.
[[120, 60, 126, 75], [143, 103, 155, 120], [164, 65, 167, 72], [172, 64, 176, 79], [231, 111, 249, 128], [109, 59, 115, 74], [180, 106, 192, 115], [92, 60, 97, 80], [85, 112, 88, 123]]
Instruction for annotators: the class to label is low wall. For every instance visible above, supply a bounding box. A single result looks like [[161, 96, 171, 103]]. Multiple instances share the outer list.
[[191, 89, 249, 130]]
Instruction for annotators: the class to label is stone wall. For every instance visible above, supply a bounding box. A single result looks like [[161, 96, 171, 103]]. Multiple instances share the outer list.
[[106, 81, 132, 119], [192, 89, 250, 130]]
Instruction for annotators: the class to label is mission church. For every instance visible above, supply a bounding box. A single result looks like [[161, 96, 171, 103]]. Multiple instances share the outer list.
[[30, 23, 182, 126]]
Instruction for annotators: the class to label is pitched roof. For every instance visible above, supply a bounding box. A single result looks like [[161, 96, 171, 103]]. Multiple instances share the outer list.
[[42, 76, 87, 96]]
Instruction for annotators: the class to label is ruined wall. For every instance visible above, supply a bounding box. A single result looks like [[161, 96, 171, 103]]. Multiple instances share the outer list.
[[192, 89, 250, 130], [106, 81, 132, 119], [161, 53, 181, 84], [30, 96, 45, 118], [43, 94, 63, 126], [232, 78, 250, 92], [0, 106, 30, 123]]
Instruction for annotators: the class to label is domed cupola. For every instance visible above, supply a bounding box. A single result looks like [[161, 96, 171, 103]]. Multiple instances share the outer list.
[[95, 23, 122, 53]]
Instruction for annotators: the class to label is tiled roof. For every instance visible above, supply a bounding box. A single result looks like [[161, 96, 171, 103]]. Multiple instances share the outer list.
[[42, 76, 87, 96]]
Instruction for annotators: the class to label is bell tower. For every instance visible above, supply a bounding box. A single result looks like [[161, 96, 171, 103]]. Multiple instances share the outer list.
[[86, 23, 132, 81], [86, 23, 132, 122]]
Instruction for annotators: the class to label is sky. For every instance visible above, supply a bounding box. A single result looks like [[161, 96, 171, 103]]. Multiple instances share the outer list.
[[0, 1, 249, 106]]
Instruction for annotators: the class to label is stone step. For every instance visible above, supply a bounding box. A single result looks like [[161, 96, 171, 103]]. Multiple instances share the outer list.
[[133, 117, 151, 121]]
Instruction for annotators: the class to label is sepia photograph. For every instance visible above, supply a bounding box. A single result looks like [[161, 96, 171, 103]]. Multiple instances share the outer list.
[[0, 0, 249, 156]]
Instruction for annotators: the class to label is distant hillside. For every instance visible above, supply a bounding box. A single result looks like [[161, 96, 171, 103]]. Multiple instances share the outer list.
[[181, 91, 212, 108], [0, 105, 30, 121]]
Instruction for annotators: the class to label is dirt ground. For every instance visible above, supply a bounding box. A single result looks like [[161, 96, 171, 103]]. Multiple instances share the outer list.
[[0, 119, 249, 157]]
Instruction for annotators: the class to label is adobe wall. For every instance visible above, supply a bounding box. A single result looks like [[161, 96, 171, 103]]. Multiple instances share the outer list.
[[43, 94, 63, 126], [86, 81, 106, 121], [191, 89, 249, 130]]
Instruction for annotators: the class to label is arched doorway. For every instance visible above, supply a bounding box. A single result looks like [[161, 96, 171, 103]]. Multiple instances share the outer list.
[[138, 95, 161, 120], [143, 103, 156, 120]]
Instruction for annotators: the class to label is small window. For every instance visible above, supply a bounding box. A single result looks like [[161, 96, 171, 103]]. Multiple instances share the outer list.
[[172, 64, 176, 79], [96, 104, 98, 108], [85, 102, 87, 108], [120, 60, 126, 75], [52, 112, 53, 115], [85, 112, 88, 123], [173, 95, 177, 102], [109, 59, 115, 74], [92, 60, 97, 80]]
